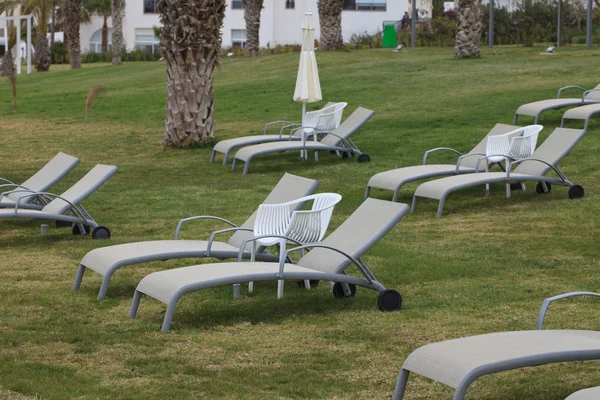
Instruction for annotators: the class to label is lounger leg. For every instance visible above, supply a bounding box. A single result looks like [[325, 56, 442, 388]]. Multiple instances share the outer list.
[[364, 186, 371, 200], [242, 161, 250, 176], [314, 151, 319, 162], [392, 369, 410, 400], [248, 242, 256, 294], [453, 382, 469, 400], [392, 188, 400, 203], [231, 159, 237, 171], [436, 198, 445, 218], [304, 280, 311, 289], [128, 290, 142, 319], [277, 280, 284, 299], [210, 150, 216, 164], [97, 273, 114, 301], [161, 298, 178, 332], [506, 183, 511, 198], [72, 264, 86, 291], [410, 196, 418, 213], [222, 151, 230, 166], [513, 114, 519, 124]]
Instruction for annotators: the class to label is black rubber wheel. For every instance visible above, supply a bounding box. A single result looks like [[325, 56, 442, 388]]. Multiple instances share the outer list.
[[377, 289, 402, 312], [297, 280, 320, 288], [332, 282, 357, 299], [536, 182, 552, 194], [92, 226, 112, 240], [510, 183, 524, 191], [341, 152, 350, 160], [72, 224, 90, 236], [568, 184, 584, 199], [56, 220, 73, 228], [357, 154, 371, 163]]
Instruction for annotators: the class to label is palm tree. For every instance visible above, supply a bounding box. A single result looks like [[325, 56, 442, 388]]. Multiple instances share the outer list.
[[159, 0, 226, 146], [63, 0, 82, 68], [111, 0, 123, 64], [454, 0, 482, 58], [23, 0, 54, 71], [317, 0, 344, 50], [83, 0, 110, 52], [242, 0, 262, 56]]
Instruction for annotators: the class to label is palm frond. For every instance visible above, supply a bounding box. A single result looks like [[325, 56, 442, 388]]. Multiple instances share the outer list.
[[84, 86, 106, 120]]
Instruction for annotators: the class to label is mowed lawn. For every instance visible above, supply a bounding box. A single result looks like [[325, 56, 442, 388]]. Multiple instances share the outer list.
[[0, 46, 599, 399]]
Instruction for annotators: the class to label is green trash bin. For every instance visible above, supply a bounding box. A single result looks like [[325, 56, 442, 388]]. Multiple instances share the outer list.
[[382, 24, 397, 48]]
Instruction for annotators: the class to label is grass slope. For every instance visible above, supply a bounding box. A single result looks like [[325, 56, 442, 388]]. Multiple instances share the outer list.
[[0, 46, 599, 399]]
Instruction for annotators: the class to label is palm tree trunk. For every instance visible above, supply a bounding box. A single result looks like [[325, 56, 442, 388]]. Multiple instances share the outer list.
[[34, 36, 51, 71], [63, 0, 82, 68], [51, 0, 56, 49], [111, 0, 124, 65], [159, 0, 226, 146], [101, 15, 108, 53], [454, 0, 482, 58], [318, 0, 344, 50], [242, 0, 263, 56]]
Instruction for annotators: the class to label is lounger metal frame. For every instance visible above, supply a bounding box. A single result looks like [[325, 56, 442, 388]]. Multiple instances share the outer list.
[[393, 291, 600, 400], [513, 86, 600, 124]]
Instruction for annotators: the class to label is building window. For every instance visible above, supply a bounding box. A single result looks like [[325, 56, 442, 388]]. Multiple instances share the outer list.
[[231, 0, 243, 8], [285, 0, 295, 8], [88, 28, 112, 53], [343, 0, 386, 11], [135, 29, 160, 54], [231, 29, 247, 48], [144, 0, 158, 13]]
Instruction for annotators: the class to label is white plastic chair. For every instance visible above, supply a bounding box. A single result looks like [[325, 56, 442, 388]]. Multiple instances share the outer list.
[[482, 124, 543, 192], [248, 193, 342, 298], [298, 102, 347, 161]]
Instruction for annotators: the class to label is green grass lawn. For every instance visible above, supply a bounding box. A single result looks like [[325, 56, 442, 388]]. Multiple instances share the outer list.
[[0, 45, 599, 399]]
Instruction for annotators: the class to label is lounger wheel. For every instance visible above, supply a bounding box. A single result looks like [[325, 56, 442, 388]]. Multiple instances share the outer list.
[[357, 154, 371, 163], [568, 184, 584, 199], [377, 289, 402, 312], [72, 224, 90, 236], [536, 182, 552, 194], [56, 220, 73, 228], [92, 226, 111, 240], [297, 280, 320, 288], [332, 282, 356, 298]]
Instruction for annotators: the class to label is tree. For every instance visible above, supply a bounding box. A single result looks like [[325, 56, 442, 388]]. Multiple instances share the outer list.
[[454, 0, 481, 58], [317, 0, 344, 50], [158, 0, 226, 146], [111, 0, 123, 64], [23, 0, 54, 71], [84, 0, 111, 52], [63, 0, 82, 68], [242, 0, 262, 56]]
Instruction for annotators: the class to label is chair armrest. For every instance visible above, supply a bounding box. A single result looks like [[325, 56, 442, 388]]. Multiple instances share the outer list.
[[174, 216, 237, 240], [454, 152, 486, 173], [206, 227, 254, 256], [582, 88, 600, 101], [237, 234, 304, 262], [536, 292, 600, 330], [0, 183, 31, 192], [422, 147, 463, 165], [278, 124, 302, 138], [12, 191, 89, 220], [263, 120, 296, 135], [507, 157, 570, 183], [0, 177, 15, 185], [475, 154, 513, 173], [557, 85, 586, 98], [280, 243, 374, 283]]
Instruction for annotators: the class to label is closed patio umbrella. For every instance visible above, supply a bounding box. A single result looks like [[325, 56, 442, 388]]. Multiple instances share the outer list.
[[293, 10, 322, 127]]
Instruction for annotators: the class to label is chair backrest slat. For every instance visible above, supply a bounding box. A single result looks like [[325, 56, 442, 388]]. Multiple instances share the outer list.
[[460, 124, 521, 169]]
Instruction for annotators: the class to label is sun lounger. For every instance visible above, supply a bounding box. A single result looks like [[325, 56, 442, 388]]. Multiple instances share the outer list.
[[0, 164, 118, 238], [128, 198, 408, 332], [514, 84, 600, 124], [210, 102, 341, 165], [231, 107, 375, 175], [561, 103, 600, 131], [393, 292, 600, 400], [73, 173, 319, 300], [566, 387, 600, 400], [411, 127, 587, 218], [0, 152, 80, 209], [365, 123, 521, 202]]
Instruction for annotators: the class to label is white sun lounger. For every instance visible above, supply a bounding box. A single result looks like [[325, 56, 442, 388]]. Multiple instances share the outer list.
[[0, 152, 80, 209], [73, 173, 319, 300], [566, 387, 600, 400], [514, 84, 600, 124], [393, 292, 600, 400], [411, 127, 587, 218], [231, 107, 375, 175], [0, 164, 118, 238], [128, 198, 409, 332], [365, 123, 521, 202], [210, 102, 338, 165]]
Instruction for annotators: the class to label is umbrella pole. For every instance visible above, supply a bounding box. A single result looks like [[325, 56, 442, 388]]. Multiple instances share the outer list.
[[302, 102, 307, 160]]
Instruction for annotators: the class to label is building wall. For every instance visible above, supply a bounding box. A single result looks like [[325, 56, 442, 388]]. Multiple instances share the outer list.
[[77, 0, 419, 53]]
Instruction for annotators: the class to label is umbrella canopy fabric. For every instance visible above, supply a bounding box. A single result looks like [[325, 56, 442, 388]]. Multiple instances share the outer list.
[[293, 11, 322, 104]]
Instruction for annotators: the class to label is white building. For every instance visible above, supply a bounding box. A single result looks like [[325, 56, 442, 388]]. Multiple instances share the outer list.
[[79, 0, 426, 54]]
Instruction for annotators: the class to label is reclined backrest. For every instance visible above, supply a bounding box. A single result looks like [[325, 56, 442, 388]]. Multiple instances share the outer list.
[[228, 173, 319, 250], [7, 152, 80, 202], [514, 127, 586, 176], [41, 164, 118, 215], [298, 198, 409, 274], [320, 107, 375, 147], [586, 84, 600, 102]]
